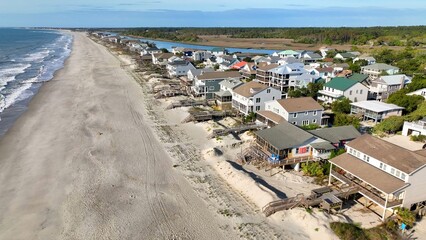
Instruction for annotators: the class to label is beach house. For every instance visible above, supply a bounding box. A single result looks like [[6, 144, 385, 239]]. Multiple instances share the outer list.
[[329, 134, 426, 220], [265, 62, 306, 98], [350, 101, 404, 123], [214, 78, 243, 110], [368, 75, 410, 101], [402, 117, 426, 137], [318, 77, 368, 104], [166, 60, 196, 77], [232, 81, 281, 115], [253, 122, 336, 169], [257, 97, 324, 127], [308, 126, 361, 148], [191, 71, 242, 99]]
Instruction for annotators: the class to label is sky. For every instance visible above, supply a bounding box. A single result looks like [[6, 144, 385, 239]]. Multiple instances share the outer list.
[[0, 0, 425, 27]]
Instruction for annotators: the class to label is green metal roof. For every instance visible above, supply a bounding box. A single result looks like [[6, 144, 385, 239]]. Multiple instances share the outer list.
[[325, 78, 359, 91], [348, 73, 369, 83], [278, 50, 299, 55]]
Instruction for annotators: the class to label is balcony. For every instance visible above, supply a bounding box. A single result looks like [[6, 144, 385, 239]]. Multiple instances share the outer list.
[[331, 170, 403, 208]]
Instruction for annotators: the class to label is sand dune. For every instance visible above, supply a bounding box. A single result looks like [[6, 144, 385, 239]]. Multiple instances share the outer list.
[[0, 32, 228, 240]]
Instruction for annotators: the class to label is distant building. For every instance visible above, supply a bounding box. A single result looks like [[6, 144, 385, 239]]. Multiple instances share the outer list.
[[166, 60, 196, 77], [334, 52, 356, 61], [361, 63, 400, 80]]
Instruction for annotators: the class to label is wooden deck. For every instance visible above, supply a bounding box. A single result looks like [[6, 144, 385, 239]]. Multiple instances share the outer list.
[[166, 99, 207, 110], [330, 170, 403, 208]]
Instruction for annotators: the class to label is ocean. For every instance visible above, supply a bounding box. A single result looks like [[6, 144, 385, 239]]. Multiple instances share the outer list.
[[0, 28, 72, 137]]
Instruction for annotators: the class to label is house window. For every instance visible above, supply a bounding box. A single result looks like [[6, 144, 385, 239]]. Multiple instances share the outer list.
[[293, 113, 297, 118], [255, 106, 260, 111], [302, 120, 309, 125], [208, 86, 215, 91], [380, 162, 383, 169], [401, 173, 406, 181], [313, 111, 317, 116], [273, 97, 275, 100], [292, 122, 297, 125], [256, 98, 261, 103], [305, 111, 308, 115], [391, 168, 395, 175], [349, 148, 353, 154], [356, 90, 358, 94], [267, 89, 271, 93], [363, 155, 370, 162], [396, 170, 401, 178], [356, 151, 360, 158], [313, 119, 317, 123], [360, 90, 363, 94], [349, 90, 352, 95]]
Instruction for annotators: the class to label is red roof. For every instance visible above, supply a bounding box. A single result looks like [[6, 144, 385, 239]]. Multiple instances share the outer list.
[[232, 61, 247, 70]]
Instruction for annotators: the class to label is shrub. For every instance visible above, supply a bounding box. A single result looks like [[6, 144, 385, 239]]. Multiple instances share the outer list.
[[330, 222, 368, 240], [410, 134, 426, 142]]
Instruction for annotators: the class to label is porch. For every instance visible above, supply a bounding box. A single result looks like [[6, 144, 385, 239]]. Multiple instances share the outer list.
[[329, 153, 406, 220]]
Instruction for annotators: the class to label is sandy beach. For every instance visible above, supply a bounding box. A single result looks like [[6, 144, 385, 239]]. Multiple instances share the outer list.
[[0, 32, 230, 239]]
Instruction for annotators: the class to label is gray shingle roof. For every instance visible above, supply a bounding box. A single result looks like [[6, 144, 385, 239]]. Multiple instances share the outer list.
[[310, 142, 336, 150], [255, 121, 314, 150], [308, 126, 361, 144]]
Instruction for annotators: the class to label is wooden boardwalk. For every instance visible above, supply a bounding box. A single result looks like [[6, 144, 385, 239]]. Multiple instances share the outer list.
[[182, 110, 237, 123], [166, 99, 208, 110], [207, 124, 267, 139], [262, 186, 359, 217]]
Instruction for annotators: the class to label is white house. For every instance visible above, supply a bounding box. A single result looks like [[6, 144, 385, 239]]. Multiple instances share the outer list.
[[318, 77, 368, 104], [402, 117, 426, 137], [166, 60, 196, 77], [152, 53, 175, 65], [278, 50, 300, 58], [192, 51, 212, 61], [141, 47, 162, 56], [353, 56, 376, 65], [334, 52, 356, 61], [407, 88, 426, 99], [232, 81, 281, 115]]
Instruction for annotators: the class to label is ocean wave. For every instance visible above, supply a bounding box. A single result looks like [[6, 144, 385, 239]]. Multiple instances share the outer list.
[[0, 63, 31, 87], [0, 32, 73, 116], [2, 83, 33, 111], [22, 49, 52, 62]]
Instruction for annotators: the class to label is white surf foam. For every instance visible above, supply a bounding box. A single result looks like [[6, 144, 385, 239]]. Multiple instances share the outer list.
[[22, 49, 52, 62], [0, 63, 31, 87]]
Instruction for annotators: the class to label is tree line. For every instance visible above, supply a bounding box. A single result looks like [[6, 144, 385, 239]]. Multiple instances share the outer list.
[[116, 26, 426, 46]]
